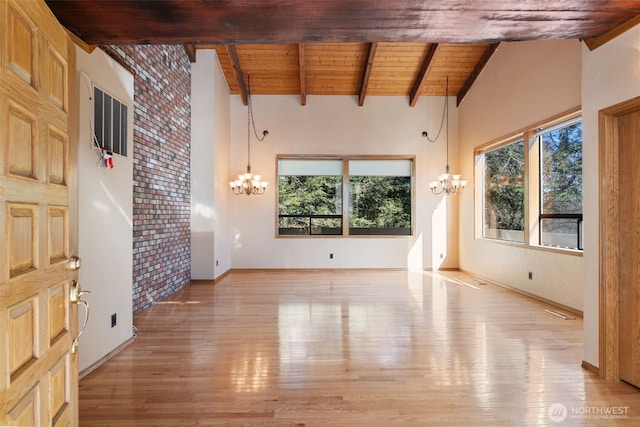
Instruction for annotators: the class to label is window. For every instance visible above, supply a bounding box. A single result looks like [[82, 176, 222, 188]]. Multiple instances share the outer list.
[[482, 140, 525, 242], [94, 87, 128, 156], [348, 160, 412, 235], [277, 157, 413, 237], [278, 159, 343, 235], [476, 110, 582, 252], [537, 118, 583, 249]]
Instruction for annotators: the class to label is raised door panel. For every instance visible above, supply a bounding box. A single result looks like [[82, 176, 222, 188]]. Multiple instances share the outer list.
[[48, 281, 69, 345], [48, 206, 68, 265], [8, 203, 39, 278], [7, 297, 39, 381], [49, 355, 70, 425], [7, 385, 40, 426], [47, 125, 67, 185], [6, 0, 38, 88], [6, 100, 38, 180], [44, 41, 67, 112]]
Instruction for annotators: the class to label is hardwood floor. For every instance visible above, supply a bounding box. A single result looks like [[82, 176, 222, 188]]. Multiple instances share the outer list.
[[79, 270, 639, 426]]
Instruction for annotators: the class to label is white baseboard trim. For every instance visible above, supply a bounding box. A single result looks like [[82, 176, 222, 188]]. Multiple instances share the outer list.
[[79, 335, 136, 380]]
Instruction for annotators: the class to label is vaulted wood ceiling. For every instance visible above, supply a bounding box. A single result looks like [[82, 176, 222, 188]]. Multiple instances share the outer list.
[[46, 0, 640, 106]]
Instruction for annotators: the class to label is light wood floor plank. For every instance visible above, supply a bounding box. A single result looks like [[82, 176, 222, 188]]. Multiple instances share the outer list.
[[80, 270, 640, 426]]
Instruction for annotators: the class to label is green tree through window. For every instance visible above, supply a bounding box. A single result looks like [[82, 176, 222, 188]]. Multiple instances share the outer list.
[[541, 123, 582, 215], [277, 157, 413, 236], [539, 120, 583, 249], [478, 113, 582, 250], [483, 140, 525, 242], [278, 175, 342, 235], [349, 176, 411, 235]]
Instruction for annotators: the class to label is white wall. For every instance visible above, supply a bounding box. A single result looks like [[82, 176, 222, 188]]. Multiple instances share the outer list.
[[229, 94, 460, 270], [457, 40, 584, 311], [76, 47, 134, 372], [212, 53, 233, 278], [191, 49, 232, 279], [581, 26, 640, 367]]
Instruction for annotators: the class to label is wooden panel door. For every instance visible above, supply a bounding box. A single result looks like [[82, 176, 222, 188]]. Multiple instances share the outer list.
[[618, 109, 640, 388], [0, 0, 78, 425]]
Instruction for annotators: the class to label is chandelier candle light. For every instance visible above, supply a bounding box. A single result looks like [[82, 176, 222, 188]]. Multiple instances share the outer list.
[[425, 76, 467, 196], [230, 74, 269, 196]]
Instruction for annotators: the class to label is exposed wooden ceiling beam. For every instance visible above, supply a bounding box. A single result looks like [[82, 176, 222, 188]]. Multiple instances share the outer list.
[[225, 45, 248, 106], [583, 14, 640, 50], [47, 0, 640, 45], [183, 44, 197, 62], [409, 43, 440, 107], [359, 42, 378, 107], [456, 43, 500, 106], [298, 43, 307, 106]]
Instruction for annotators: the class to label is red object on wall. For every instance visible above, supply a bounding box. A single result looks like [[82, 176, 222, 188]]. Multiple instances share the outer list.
[[102, 148, 114, 169]]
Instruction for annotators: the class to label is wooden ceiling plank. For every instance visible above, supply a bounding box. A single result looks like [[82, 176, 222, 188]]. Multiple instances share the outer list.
[[49, 0, 640, 99], [359, 42, 378, 106], [456, 43, 500, 106], [46, 1, 640, 45], [183, 44, 196, 62], [305, 43, 367, 96], [299, 43, 306, 106], [367, 42, 430, 96], [212, 47, 241, 94], [226, 45, 248, 105], [409, 43, 440, 107], [584, 14, 640, 50]]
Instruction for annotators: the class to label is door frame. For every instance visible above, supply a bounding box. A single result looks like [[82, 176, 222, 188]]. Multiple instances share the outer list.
[[598, 95, 640, 380]]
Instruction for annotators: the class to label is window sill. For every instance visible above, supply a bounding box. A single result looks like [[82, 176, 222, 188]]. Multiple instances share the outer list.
[[529, 244, 583, 257], [276, 234, 415, 239], [477, 237, 583, 257]]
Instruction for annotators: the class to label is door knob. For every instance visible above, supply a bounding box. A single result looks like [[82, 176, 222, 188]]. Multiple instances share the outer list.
[[68, 255, 82, 271]]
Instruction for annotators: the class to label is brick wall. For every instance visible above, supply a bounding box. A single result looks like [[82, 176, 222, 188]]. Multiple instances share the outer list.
[[107, 45, 191, 312]]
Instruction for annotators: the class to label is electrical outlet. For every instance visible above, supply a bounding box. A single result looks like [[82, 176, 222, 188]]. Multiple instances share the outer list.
[[528, 272, 533, 280], [329, 253, 334, 259], [111, 313, 117, 328], [216, 260, 219, 266], [440, 253, 444, 259]]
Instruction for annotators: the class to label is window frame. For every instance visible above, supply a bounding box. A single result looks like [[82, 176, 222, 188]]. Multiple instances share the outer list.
[[480, 137, 526, 243], [276, 154, 415, 238], [93, 85, 129, 157], [474, 107, 583, 255], [534, 115, 583, 251]]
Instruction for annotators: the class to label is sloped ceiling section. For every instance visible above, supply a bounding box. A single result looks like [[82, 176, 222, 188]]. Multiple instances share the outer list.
[[46, 0, 640, 105]]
